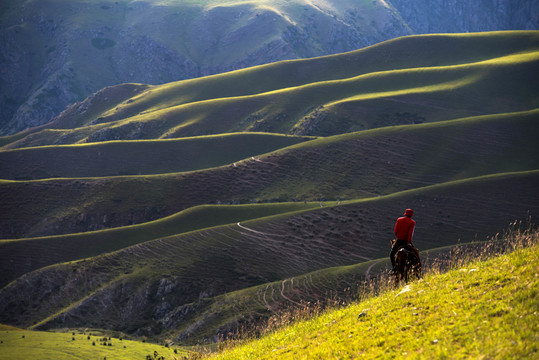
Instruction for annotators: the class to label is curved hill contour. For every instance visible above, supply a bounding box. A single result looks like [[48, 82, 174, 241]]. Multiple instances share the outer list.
[[3, 31, 538, 148]]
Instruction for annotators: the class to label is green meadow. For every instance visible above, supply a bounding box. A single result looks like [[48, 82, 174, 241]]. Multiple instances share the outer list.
[[0, 327, 188, 360]]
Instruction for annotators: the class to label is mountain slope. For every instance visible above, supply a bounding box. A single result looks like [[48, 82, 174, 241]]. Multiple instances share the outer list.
[[0, 0, 406, 135], [1, 0, 537, 135]]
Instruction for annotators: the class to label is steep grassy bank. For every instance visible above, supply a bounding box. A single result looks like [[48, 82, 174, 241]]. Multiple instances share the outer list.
[[207, 231, 538, 359]]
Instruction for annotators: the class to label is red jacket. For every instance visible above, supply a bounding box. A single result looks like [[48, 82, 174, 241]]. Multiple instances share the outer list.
[[394, 216, 415, 243]]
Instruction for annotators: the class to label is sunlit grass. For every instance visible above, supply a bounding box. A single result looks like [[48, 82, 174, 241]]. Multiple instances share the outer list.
[[201, 224, 538, 359], [0, 329, 188, 360]]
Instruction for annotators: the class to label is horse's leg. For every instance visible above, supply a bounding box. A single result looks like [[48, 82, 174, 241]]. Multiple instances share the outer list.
[[404, 264, 409, 283]]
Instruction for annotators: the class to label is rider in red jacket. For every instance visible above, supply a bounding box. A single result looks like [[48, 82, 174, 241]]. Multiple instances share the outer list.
[[390, 208, 416, 271]]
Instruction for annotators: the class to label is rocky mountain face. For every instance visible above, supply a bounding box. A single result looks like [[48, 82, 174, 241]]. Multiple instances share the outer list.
[[391, 0, 539, 33], [1, 0, 537, 135]]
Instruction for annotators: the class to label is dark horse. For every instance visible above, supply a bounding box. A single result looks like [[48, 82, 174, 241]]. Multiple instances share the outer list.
[[394, 245, 422, 285]]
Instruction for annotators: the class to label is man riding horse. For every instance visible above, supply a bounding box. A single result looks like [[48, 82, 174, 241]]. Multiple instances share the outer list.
[[390, 208, 421, 275]]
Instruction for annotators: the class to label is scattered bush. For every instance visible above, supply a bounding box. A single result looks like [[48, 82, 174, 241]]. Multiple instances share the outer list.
[[146, 351, 165, 360]]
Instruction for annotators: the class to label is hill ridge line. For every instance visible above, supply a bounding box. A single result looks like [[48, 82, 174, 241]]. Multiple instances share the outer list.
[[74, 50, 539, 129], [2, 107, 537, 181]]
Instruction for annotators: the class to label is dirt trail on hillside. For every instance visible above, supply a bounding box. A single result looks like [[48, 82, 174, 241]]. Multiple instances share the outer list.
[[280, 279, 301, 305], [236, 222, 276, 236], [365, 259, 387, 281]]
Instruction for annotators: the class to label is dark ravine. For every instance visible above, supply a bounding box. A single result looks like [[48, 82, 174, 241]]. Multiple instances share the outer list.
[[1, 0, 537, 135]]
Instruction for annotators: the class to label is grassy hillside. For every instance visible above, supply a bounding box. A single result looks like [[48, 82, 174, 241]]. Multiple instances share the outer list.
[[0, 202, 320, 287], [1, 171, 537, 343], [207, 235, 538, 359], [0, 328, 187, 360], [0, 133, 313, 179], [1, 109, 538, 239], [2, 31, 538, 148]]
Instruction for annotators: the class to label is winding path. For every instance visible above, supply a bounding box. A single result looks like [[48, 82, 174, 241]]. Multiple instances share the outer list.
[[365, 259, 387, 281]]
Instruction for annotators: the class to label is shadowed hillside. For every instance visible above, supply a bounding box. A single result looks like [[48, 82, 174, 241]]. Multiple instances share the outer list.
[[1, 109, 538, 239], [0, 171, 537, 342], [0, 133, 313, 179], [0, 202, 321, 287]]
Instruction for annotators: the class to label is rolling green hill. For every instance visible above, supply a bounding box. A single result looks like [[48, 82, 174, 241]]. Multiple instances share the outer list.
[[0, 202, 320, 287], [1, 108, 538, 239], [0, 132, 313, 179], [3, 31, 539, 148], [0, 31, 538, 346]]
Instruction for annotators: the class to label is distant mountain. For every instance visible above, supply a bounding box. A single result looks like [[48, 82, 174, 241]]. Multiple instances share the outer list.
[[1, 0, 537, 135]]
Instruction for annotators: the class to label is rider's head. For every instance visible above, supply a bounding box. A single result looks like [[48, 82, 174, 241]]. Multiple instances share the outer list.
[[404, 208, 414, 217]]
